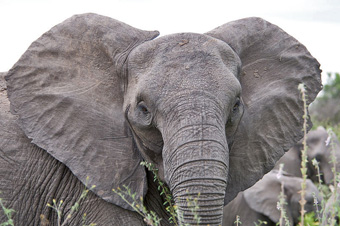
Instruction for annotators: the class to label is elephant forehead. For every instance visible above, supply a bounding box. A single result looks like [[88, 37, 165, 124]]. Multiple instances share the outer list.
[[129, 32, 240, 76], [128, 33, 241, 103]]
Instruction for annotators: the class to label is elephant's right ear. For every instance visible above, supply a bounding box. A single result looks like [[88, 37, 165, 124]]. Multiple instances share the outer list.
[[5, 13, 159, 211], [206, 17, 322, 204]]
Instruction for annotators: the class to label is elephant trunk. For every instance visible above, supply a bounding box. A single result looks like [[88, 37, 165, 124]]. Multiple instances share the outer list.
[[163, 122, 229, 226], [172, 163, 227, 225]]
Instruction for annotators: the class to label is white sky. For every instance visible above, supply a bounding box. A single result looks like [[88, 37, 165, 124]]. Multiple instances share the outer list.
[[1, 0, 339, 84]]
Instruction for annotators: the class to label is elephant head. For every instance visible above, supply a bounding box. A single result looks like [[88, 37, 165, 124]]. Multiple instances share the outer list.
[[322, 188, 340, 225], [275, 126, 340, 185], [5, 13, 322, 225], [223, 171, 321, 225], [307, 127, 340, 184]]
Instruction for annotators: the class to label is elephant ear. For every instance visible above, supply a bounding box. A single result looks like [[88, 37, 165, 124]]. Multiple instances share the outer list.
[[206, 17, 322, 203], [5, 13, 159, 210], [244, 172, 294, 224]]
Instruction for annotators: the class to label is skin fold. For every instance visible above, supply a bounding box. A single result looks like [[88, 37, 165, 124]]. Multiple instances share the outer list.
[[0, 14, 322, 225]]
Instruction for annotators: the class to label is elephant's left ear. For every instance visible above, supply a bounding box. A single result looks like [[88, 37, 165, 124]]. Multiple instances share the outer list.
[[5, 13, 159, 210], [206, 17, 322, 203]]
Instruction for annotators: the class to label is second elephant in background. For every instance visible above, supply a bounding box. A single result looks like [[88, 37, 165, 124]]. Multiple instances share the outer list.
[[275, 126, 340, 184], [222, 171, 321, 226]]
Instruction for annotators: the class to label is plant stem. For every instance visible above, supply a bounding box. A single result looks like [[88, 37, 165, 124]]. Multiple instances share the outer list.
[[327, 128, 338, 225], [141, 161, 178, 226], [298, 83, 308, 226]]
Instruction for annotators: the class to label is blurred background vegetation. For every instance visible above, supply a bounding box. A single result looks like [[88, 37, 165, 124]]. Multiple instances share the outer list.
[[310, 72, 340, 140]]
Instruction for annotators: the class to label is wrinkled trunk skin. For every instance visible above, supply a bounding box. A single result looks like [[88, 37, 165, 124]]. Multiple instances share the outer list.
[[172, 159, 228, 225], [163, 120, 229, 225]]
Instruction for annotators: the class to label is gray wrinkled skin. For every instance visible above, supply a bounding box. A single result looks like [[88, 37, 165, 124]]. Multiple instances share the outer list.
[[275, 126, 340, 184], [322, 188, 340, 225], [0, 13, 322, 225], [222, 171, 321, 226]]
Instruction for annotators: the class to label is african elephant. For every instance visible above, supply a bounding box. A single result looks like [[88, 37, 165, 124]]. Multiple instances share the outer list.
[[275, 126, 340, 185], [0, 13, 322, 225], [321, 188, 340, 225], [222, 171, 321, 226]]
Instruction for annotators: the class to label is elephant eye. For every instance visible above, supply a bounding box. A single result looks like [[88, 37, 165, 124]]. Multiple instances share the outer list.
[[137, 101, 152, 118], [232, 98, 240, 113], [138, 104, 149, 114], [136, 101, 152, 126]]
